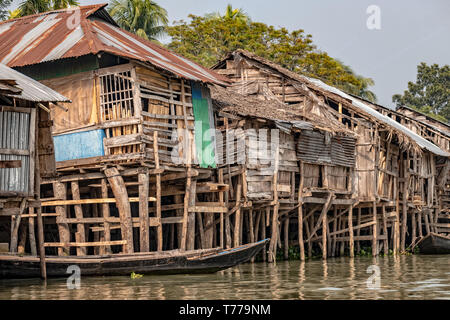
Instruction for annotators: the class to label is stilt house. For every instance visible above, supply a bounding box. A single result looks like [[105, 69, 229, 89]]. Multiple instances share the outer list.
[[212, 50, 450, 258], [0, 63, 68, 255], [0, 4, 232, 255]]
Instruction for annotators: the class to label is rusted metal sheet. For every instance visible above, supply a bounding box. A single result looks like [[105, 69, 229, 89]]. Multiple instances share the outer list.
[[0, 4, 230, 86], [0, 110, 30, 194], [0, 63, 69, 102], [297, 130, 356, 168]]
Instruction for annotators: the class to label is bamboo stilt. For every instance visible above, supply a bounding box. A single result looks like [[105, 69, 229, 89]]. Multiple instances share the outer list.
[[348, 204, 354, 258]]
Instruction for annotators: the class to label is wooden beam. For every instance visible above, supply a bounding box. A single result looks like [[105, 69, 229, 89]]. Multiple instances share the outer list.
[[71, 181, 86, 256], [105, 167, 134, 254], [138, 171, 150, 252]]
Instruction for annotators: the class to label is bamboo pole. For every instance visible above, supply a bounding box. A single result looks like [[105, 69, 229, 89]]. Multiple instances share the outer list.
[[372, 202, 378, 257], [233, 177, 242, 248], [138, 170, 150, 252], [71, 181, 86, 256], [349, 204, 354, 258], [298, 161, 305, 261], [153, 131, 163, 251], [218, 169, 224, 248]]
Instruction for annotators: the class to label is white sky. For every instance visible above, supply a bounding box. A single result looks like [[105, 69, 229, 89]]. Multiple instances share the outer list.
[[7, 0, 450, 108]]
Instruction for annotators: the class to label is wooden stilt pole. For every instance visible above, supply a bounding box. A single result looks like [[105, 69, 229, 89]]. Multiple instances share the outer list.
[[28, 208, 37, 256], [356, 207, 361, 254], [53, 182, 70, 255], [262, 208, 267, 261], [372, 202, 378, 257], [322, 207, 328, 260], [153, 131, 163, 252], [36, 207, 46, 280], [382, 205, 389, 255], [284, 217, 289, 260], [249, 208, 255, 244], [298, 161, 305, 261], [331, 207, 337, 257], [411, 210, 417, 248], [101, 179, 112, 254], [138, 170, 150, 252], [218, 169, 224, 248], [71, 181, 86, 256], [186, 178, 197, 250], [181, 168, 191, 251], [105, 167, 134, 254], [418, 211, 423, 238], [233, 178, 242, 248], [401, 155, 409, 251], [349, 204, 354, 258]]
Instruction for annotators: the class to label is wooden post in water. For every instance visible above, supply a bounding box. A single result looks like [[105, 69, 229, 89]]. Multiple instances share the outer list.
[[153, 131, 163, 251], [105, 167, 134, 254], [348, 204, 354, 258], [372, 202, 378, 257], [298, 161, 305, 261], [233, 178, 242, 248], [382, 205, 389, 255], [138, 169, 150, 252], [71, 181, 86, 256]]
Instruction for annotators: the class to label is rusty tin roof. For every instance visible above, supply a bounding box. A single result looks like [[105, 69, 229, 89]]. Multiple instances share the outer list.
[[0, 63, 69, 102], [0, 4, 230, 86]]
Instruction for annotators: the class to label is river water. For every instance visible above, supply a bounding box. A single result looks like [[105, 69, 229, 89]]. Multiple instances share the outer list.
[[0, 255, 449, 300]]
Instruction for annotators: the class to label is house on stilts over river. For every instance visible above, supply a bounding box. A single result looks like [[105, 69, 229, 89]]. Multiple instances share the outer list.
[[0, 63, 69, 256], [0, 4, 234, 256], [0, 4, 448, 261], [211, 49, 450, 259]]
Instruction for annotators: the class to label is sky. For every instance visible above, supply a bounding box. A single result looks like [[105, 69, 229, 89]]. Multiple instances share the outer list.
[[7, 0, 450, 108]]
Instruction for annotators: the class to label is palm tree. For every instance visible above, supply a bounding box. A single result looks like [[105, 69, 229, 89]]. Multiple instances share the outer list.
[[17, 0, 51, 16], [206, 4, 250, 23], [53, 0, 78, 10], [223, 4, 249, 22], [108, 0, 168, 41], [12, 0, 78, 18], [0, 0, 12, 20]]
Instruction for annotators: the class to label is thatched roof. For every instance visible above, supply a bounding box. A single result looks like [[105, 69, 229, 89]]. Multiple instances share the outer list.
[[210, 85, 353, 134]]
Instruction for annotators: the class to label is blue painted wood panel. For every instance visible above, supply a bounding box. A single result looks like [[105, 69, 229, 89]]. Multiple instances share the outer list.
[[54, 129, 105, 162]]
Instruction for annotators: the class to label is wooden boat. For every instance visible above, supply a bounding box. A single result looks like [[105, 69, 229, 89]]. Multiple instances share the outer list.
[[416, 233, 450, 254], [0, 239, 269, 279]]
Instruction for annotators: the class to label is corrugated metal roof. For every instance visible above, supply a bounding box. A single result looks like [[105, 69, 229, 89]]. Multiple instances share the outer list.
[[305, 77, 450, 158], [0, 63, 69, 102], [0, 4, 230, 86]]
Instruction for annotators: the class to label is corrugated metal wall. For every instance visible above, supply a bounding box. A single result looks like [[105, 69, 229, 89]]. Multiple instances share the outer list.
[[297, 130, 356, 167], [0, 110, 31, 193]]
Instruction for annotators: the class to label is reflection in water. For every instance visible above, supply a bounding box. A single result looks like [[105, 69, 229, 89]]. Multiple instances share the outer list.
[[0, 255, 449, 300]]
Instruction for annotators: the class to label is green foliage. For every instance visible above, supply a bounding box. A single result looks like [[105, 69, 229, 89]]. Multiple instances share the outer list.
[[167, 13, 376, 102], [108, 0, 168, 40], [0, 0, 12, 20], [130, 271, 143, 279], [205, 3, 250, 23], [52, 0, 78, 10], [9, 0, 79, 18], [393, 62, 450, 123]]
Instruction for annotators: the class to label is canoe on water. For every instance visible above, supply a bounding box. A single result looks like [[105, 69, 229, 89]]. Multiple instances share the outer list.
[[416, 233, 450, 255], [0, 239, 269, 279]]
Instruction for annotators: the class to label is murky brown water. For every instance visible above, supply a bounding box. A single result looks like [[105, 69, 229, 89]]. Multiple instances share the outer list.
[[0, 255, 449, 300]]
